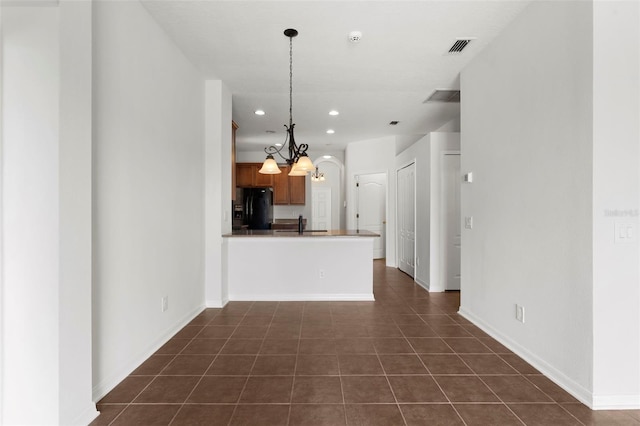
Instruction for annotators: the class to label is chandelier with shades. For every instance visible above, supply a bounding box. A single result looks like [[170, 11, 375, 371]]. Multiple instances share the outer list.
[[310, 167, 325, 182], [259, 28, 314, 176]]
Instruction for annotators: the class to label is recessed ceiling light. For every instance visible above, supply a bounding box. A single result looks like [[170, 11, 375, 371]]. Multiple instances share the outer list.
[[329, 110, 339, 116], [326, 129, 335, 134], [275, 143, 283, 147], [254, 110, 265, 115], [323, 155, 332, 159], [265, 130, 276, 134]]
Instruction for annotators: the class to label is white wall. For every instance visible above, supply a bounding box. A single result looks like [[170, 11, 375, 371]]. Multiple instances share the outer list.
[[396, 132, 460, 291], [58, 1, 96, 423], [92, 0, 205, 400], [460, 0, 595, 405], [205, 80, 233, 307], [2, 8, 61, 423], [461, 0, 640, 409], [591, 0, 640, 408], [345, 137, 396, 267], [2, 3, 97, 424], [435, 117, 461, 133]]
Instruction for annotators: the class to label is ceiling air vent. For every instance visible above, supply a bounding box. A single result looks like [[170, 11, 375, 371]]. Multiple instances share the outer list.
[[424, 90, 460, 103], [448, 38, 474, 54]]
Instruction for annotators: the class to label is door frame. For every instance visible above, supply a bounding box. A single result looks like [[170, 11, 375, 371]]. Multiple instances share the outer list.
[[396, 159, 417, 280]]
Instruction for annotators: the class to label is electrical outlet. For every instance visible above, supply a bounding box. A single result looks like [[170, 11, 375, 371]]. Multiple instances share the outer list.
[[162, 296, 168, 312], [515, 304, 525, 323], [319, 269, 325, 279]]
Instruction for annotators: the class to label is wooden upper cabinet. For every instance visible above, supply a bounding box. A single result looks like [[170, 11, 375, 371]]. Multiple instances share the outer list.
[[236, 163, 273, 188], [236, 163, 255, 187], [254, 167, 273, 187], [235, 162, 305, 205], [272, 166, 290, 204], [289, 173, 306, 205]]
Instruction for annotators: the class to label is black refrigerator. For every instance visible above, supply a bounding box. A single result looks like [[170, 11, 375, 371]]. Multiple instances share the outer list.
[[238, 187, 273, 230]]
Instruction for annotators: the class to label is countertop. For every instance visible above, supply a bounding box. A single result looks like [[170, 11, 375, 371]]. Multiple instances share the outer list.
[[223, 229, 379, 238]]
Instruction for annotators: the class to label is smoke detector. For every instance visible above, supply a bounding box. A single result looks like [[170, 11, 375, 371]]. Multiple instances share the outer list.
[[348, 31, 362, 43]]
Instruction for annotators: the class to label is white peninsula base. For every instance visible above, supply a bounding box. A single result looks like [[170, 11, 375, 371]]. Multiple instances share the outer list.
[[222, 232, 376, 302]]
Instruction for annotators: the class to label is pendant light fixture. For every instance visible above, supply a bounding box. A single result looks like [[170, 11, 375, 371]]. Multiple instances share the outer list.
[[259, 28, 314, 176], [310, 167, 325, 182]]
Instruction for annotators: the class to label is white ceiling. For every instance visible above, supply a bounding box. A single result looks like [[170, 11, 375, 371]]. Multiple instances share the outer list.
[[141, 0, 531, 154]]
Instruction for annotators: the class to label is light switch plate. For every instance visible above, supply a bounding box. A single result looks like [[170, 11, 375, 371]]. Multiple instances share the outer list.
[[516, 304, 525, 323], [464, 216, 473, 229], [463, 172, 473, 183]]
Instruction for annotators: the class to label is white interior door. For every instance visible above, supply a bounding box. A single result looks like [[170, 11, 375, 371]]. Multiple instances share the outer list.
[[397, 164, 415, 277], [312, 187, 331, 231], [442, 154, 461, 290], [356, 173, 386, 259]]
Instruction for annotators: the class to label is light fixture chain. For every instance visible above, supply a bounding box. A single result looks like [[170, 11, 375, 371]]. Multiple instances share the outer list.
[[289, 34, 293, 127]]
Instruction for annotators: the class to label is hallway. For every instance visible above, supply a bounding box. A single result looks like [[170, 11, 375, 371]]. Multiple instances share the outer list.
[[92, 261, 640, 425]]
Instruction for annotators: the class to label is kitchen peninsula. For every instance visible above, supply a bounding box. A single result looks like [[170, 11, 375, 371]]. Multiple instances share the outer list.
[[222, 230, 378, 301]]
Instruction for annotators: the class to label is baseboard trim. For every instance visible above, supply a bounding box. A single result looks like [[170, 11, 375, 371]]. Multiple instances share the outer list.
[[92, 304, 204, 402], [592, 394, 640, 410], [206, 298, 229, 308], [458, 307, 594, 408], [228, 293, 375, 302], [415, 277, 430, 291], [66, 403, 99, 426]]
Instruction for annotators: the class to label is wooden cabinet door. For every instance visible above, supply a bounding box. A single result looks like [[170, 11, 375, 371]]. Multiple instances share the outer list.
[[236, 164, 254, 187], [289, 173, 306, 205], [273, 166, 290, 205], [254, 165, 273, 187]]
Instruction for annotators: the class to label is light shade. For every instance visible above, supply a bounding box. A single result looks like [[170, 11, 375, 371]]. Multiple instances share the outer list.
[[259, 155, 282, 174], [288, 162, 308, 176], [295, 155, 314, 172]]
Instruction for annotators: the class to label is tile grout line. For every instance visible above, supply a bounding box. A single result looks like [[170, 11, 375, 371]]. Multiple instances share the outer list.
[[167, 307, 241, 426], [376, 333, 409, 425], [460, 353, 528, 426], [518, 374, 589, 426], [105, 309, 218, 426], [286, 301, 303, 426], [331, 304, 350, 426], [403, 290, 473, 426], [225, 302, 278, 425], [405, 330, 470, 426]]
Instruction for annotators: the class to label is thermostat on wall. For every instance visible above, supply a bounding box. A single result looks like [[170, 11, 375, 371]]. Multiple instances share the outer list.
[[463, 172, 473, 183]]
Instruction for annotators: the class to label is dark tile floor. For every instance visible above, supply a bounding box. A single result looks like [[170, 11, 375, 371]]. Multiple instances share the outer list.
[[92, 260, 640, 425]]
